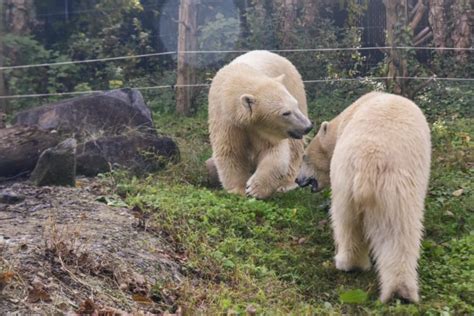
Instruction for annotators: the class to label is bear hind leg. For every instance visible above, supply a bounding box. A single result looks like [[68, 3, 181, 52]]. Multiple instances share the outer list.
[[214, 155, 252, 196], [331, 193, 371, 272], [364, 202, 422, 303]]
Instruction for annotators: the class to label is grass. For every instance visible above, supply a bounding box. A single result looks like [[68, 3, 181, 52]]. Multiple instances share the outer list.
[[107, 92, 473, 314]]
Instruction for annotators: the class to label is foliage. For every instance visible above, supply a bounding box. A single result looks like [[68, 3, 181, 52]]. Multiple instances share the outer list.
[[198, 13, 240, 67], [2, 1, 471, 115]]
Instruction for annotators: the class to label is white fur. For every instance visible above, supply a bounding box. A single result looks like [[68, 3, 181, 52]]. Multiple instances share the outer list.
[[299, 92, 431, 302], [208, 50, 311, 199]]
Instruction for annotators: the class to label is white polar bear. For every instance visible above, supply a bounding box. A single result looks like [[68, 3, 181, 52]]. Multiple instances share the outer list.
[[296, 92, 431, 303], [208, 50, 313, 199]]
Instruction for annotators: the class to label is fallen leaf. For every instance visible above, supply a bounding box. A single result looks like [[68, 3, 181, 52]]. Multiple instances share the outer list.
[[298, 237, 307, 245], [132, 294, 153, 304], [445, 210, 454, 217], [452, 189, 464, 197], [339, 289, 368, 304], [164, 306, 183, 316], [246, 304, 257, 315], [77, 298, 96, 314], [0, 271, 15, 290], [27, 281, 52, 303]]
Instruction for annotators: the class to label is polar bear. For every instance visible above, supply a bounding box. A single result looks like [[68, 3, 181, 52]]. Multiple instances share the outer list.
[[296, 92, 431, 303], [208, 50, 313, 199]]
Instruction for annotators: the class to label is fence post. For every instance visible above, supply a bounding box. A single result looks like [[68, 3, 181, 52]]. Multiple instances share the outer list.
[[176, 0, 198, 116], [0, 0, 7, 113]]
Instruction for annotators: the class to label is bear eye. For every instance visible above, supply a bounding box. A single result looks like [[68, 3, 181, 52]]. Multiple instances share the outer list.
[[282, 111, 291, 116]]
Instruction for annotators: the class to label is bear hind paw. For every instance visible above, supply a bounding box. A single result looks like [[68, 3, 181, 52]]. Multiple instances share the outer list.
[[380, 283, 419, 304], [335, 252, 371, 272]]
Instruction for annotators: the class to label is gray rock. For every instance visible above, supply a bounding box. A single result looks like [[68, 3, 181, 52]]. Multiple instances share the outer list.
[[13, 88, 153, 135], [0, 190, 25, 204], [30, 138, 77, 187], [76, 133, 179, 176]]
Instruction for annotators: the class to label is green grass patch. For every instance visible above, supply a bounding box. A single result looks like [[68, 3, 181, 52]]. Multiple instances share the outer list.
[[107, 104, 473, 314]]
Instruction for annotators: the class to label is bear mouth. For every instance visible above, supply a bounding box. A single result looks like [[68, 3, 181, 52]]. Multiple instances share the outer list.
[[296, 177, 319, 192], [288, 131, 304, 139]]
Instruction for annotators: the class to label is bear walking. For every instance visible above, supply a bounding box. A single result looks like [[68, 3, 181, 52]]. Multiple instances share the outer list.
[[296, 92, 431, 303], [208, 50, 313, 199]]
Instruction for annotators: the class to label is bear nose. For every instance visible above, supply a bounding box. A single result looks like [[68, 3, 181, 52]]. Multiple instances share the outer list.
[[304, 122, 314, 134]]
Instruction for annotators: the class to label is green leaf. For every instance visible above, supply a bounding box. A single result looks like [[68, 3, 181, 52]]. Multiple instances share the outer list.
[[339, 289, 368, 304]]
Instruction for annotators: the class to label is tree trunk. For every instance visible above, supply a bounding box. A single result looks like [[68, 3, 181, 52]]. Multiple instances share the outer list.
[[4, 0, 35, 35], [384, 0, 406, 95], [428, 0, 448, 52], [279, 0, 299, 47], [301, 0, 318, 27], [384, 0, 430, 98], [176, 0, 198, 116], [0, 126, 62, 177], [451, 0, 471, 62]]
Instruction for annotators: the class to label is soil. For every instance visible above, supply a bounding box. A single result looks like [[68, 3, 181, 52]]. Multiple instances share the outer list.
[[0, 178, 185, 315]]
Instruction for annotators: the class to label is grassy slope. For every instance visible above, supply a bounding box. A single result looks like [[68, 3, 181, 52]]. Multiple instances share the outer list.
[[112, 92, 473, 315]]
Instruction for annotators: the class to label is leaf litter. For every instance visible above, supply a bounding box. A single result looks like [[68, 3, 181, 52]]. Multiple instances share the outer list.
[[0, 178, 184, 314]]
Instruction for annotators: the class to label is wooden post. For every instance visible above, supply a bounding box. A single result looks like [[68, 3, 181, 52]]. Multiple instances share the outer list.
[[0, 0, 7, 113], [176, 0, 198, 116]]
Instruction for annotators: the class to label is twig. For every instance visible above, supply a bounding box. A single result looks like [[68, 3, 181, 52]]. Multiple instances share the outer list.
[[409, 76, 436, 99], [414, 32, 433, 46], [409, 0, 426, 30], [0, 217, 15, 220], [413, 26, 430, 43]]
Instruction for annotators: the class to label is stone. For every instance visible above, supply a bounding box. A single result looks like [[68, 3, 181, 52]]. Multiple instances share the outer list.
[[0, 190, 25, 204], [76, 133, 179, 176], [13, 89, 153, 135], [30, 138, 77, 187]]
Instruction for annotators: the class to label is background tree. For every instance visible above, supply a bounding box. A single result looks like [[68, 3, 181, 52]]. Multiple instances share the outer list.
[[383, 0, 433, 98]]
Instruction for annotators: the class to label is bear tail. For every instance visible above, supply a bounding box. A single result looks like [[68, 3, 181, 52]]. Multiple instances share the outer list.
[[360, 169, 424, 304]]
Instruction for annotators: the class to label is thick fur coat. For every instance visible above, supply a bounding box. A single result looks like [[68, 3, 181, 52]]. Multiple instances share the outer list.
[[297, 92, 431, 303], [208, 50, 312, 199]]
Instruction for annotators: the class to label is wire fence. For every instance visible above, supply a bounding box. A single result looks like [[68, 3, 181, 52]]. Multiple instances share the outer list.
[[1, 46, 473, 71], [0, 76, 472, 100], [0, 47, 472, 100]]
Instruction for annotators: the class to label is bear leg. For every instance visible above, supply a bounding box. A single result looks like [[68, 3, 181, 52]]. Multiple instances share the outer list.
[[364, 201, 422, 303], [331, 192, 371, 272], [245, 144, 290, 199], [214, 155, 252, 196]]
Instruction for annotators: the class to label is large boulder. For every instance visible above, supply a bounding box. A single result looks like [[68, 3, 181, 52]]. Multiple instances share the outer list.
[[0, 89, 179, 179], [13, 89, 153, 135]]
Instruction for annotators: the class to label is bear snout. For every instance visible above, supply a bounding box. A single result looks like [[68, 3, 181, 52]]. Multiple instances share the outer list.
[[295, 175, 318, 190], [304, 122, 314, 134], [288, 130, 304, 139]]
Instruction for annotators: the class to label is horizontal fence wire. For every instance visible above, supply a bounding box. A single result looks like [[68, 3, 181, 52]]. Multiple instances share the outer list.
[[1, 46, 473, 71], [0, 76, 472, 100]]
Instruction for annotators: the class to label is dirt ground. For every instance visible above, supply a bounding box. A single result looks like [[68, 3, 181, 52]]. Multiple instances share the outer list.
[[0, 178, 184, 315]]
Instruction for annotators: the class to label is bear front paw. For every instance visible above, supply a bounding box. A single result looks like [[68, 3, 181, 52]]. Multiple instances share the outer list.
[[335, 252, 371, 272], [245, 175, 273, 199]]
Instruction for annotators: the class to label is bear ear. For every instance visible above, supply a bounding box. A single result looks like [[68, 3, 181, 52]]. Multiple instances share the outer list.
[[274, 74, 285, 83], [240, 94, 256, 113], [319, 121, 329, 136]]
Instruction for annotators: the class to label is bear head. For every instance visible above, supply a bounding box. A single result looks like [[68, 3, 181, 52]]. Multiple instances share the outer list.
[[240, 75, 313, 141], [295, 121, 336, 192]]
